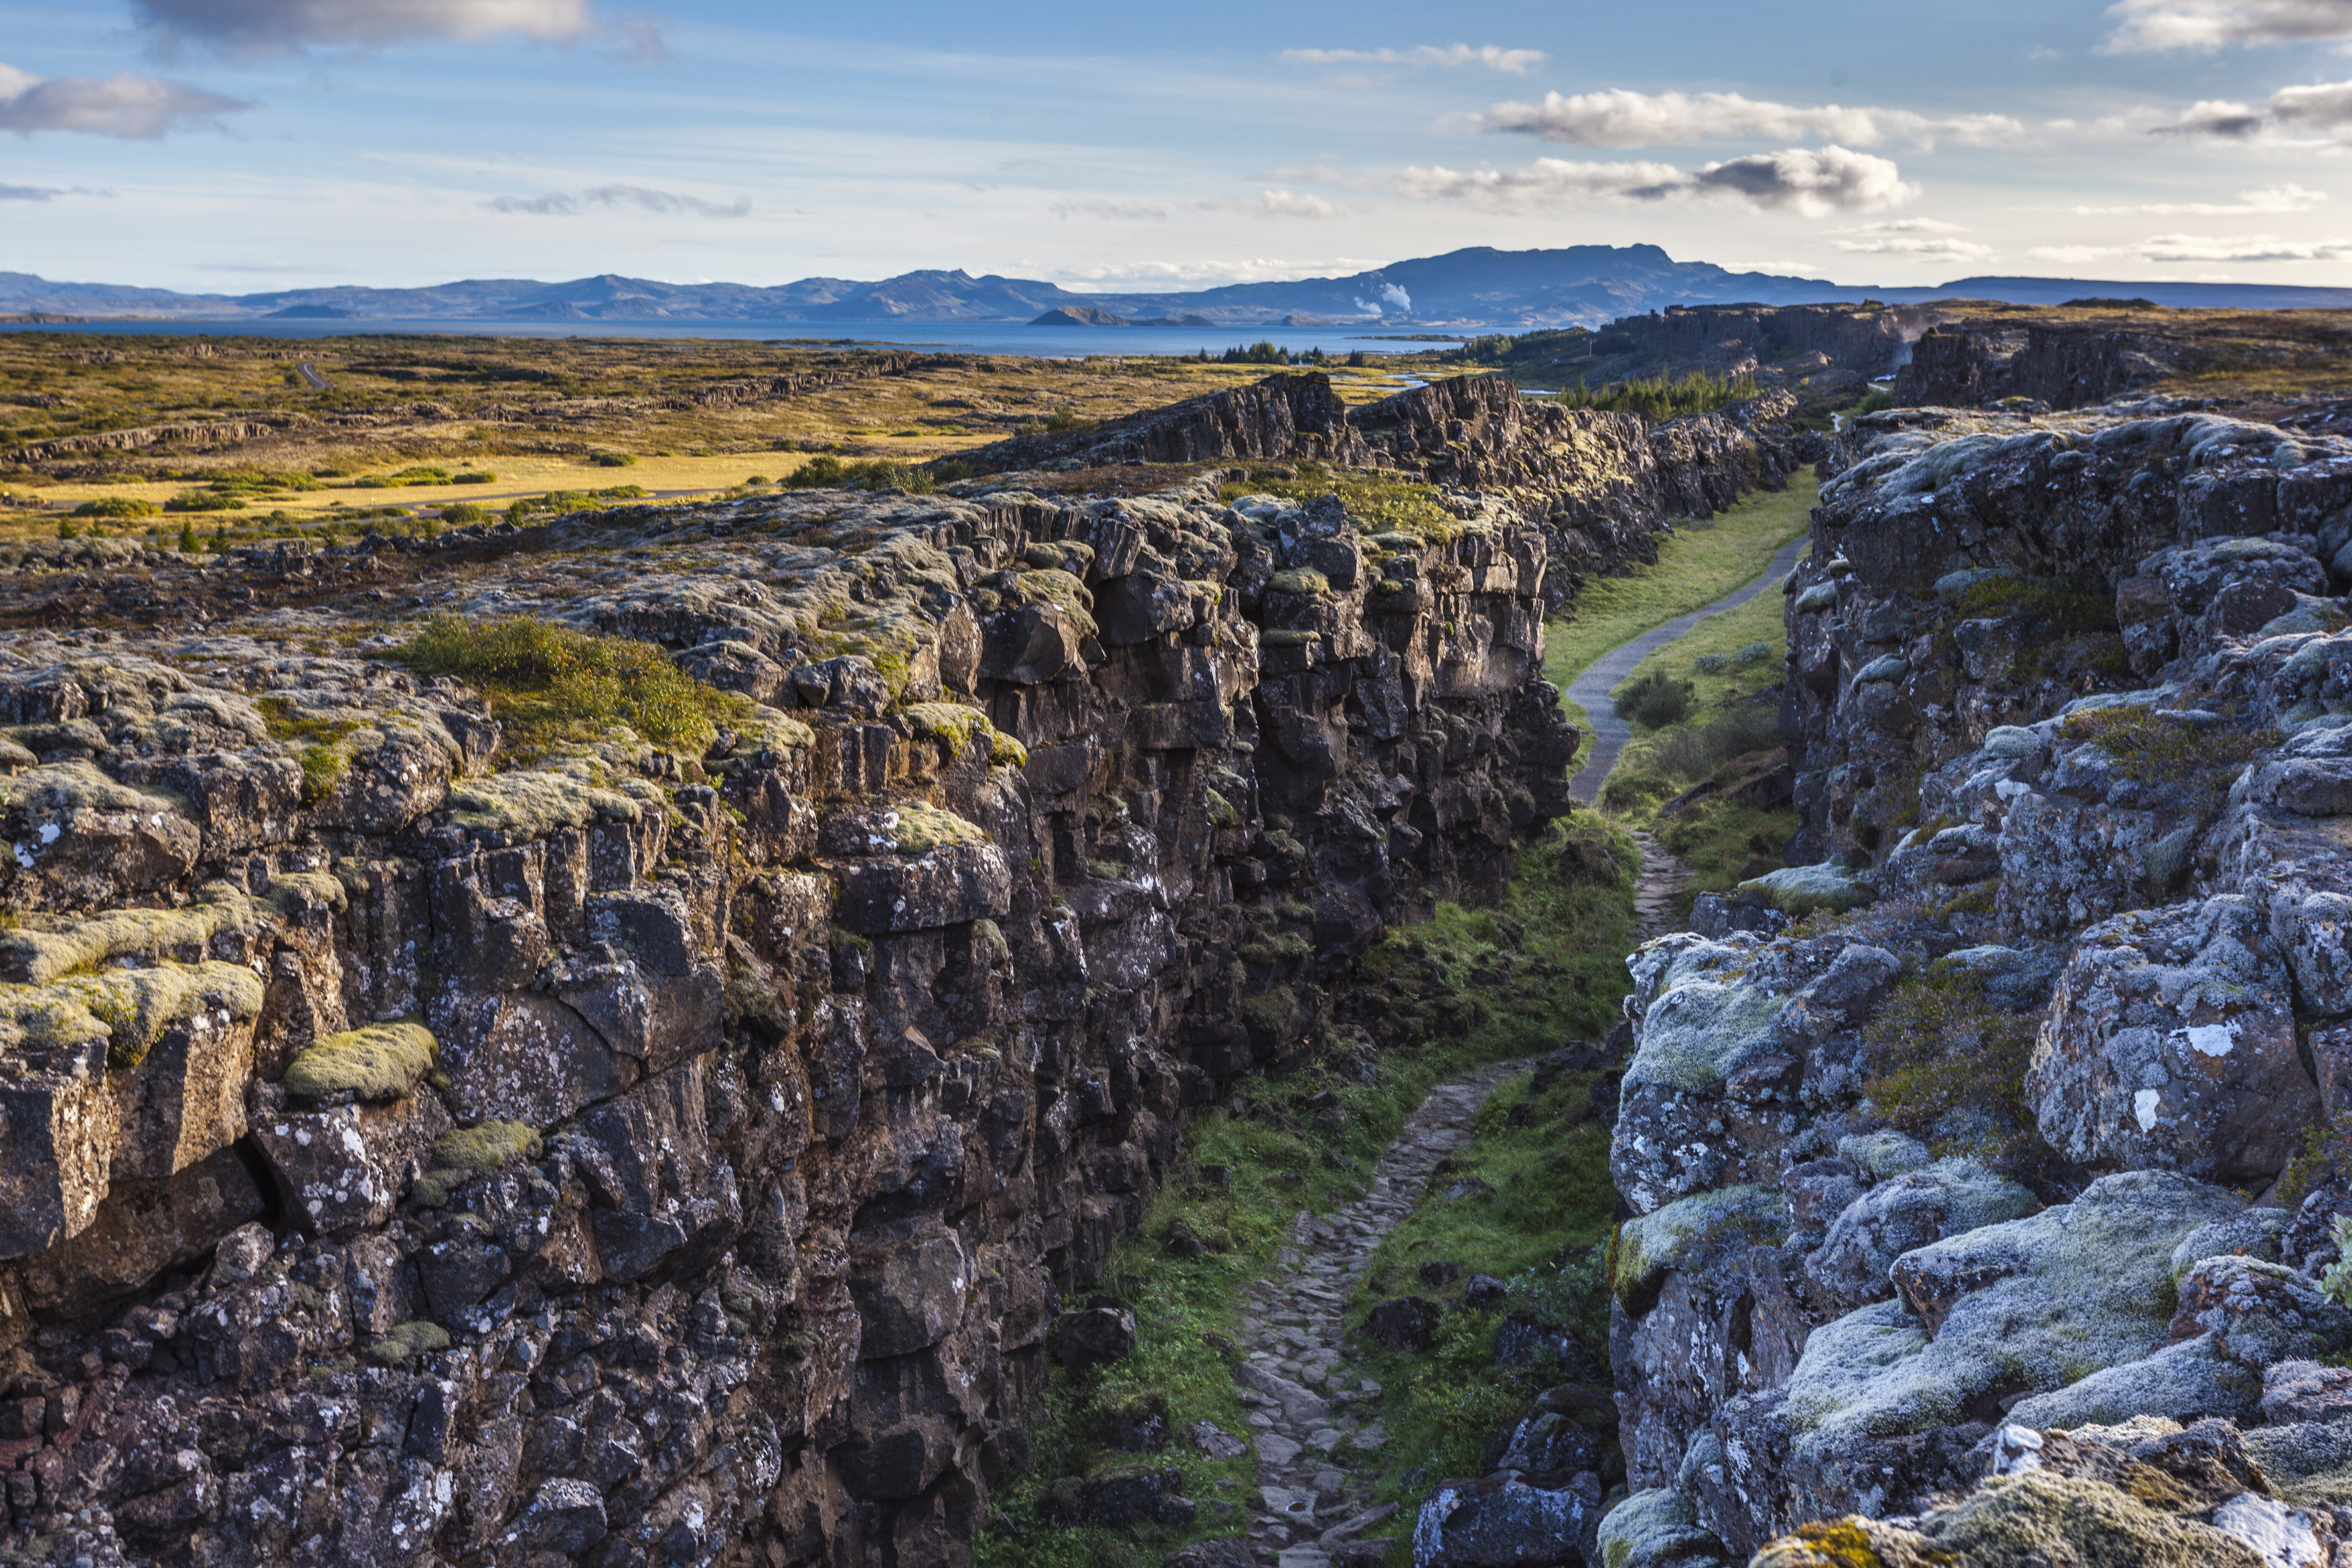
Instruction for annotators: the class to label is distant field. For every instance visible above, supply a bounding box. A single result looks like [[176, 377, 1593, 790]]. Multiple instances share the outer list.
[[0, 332, 1441, 538]]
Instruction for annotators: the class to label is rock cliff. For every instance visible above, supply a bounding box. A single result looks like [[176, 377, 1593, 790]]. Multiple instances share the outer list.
[[0, 462, 1575, 1568], [957, 373, 1803, 611], [1604, 401, 2352, 1566]]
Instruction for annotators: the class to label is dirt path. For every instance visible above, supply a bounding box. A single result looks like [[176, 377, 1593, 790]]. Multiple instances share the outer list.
[[1563, 534, 1808, 805], [1630, 830, 1691, 941], [1223, 1059, 1535, 1567]]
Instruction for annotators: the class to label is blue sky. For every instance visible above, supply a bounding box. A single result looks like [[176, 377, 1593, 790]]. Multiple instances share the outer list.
[[6, 0, 2352, 293]]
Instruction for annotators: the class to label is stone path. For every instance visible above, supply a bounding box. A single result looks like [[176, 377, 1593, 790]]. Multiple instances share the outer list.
[[1630, 831, 1690, 940], [1218, 1059, 1537, 1568], [1563, 534, 1809, 805]]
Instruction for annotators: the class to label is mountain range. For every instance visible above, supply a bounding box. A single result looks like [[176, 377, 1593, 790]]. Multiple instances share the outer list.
[[5, 246, 2350, 329]]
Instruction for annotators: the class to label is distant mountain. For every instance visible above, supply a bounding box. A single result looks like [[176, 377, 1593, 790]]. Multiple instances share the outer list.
[[3, 248, 2349, 329]]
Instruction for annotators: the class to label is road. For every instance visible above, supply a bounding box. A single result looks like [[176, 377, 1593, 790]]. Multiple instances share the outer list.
[[295, 362, 331, 391]]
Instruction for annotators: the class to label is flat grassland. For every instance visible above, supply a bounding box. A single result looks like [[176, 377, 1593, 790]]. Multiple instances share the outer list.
[[0, 333, 1439, 540]]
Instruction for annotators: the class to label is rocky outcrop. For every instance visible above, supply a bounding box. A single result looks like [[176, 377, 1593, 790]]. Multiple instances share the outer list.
[[1607, 400, 2352, 1561], [0, 463, 1573, 1567], [1892, 315, 2206, 411]]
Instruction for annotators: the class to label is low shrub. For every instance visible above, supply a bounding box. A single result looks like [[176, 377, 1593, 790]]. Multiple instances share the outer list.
[[1736, 641, 1774, 665], [1642, 704, 1780, 781], [2056, 704, 2272, 785], [440, 501, 487, 525], [1616, 668, 1693, 730], [1693, 651, 1729, 674], [1859, 967, 2046, 1168], [398, 612, 726, 755], [72, 496, 157, 518], [590, 451, 636, 467], [164, 490, 246, 513]]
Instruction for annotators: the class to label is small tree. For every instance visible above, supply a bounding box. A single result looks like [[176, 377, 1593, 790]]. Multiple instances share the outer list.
[[179, 519, 199, 553]]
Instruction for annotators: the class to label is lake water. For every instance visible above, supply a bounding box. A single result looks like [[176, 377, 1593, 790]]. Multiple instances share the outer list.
[[0, 318, 1464, 360]]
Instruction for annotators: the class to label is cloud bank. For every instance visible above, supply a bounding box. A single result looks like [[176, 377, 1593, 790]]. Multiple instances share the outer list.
[[133, 0, 599, 52], [488, 184, 748, 217], [2106, 0, 2352, 50], [1280, 44, 1545, 74], [1468, 88, 2021, 149], [0, 60, 250, 137], [2159, 80, 2352, 139], [1398, 145, 1915, 216]]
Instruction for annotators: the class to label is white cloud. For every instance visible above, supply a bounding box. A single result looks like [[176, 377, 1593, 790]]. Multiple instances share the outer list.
[[2141, 229, 2352, 258], [488, 184, 749, 217], [2106, 0, 2352, 50], [1397, 145, 1915, 216], [1052, 190, 1338, 221], [1052, 198, 1168, 220], [1832, 235, 1996, 258], [2061, 182, 2329, 212], [1249, 189, 1338, 218], [0, 59, 249, 137], [133, 0, 600, 52], [1279, 44, 1545, 74], [1466, 88, 2022, 149], [0, 183, 62, 199], [2026, 244, 2130, 263], [2159, 80, 2352, 139]]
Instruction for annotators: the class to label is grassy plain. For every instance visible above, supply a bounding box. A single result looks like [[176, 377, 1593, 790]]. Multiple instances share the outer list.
[[0, 332, 1440, 538]]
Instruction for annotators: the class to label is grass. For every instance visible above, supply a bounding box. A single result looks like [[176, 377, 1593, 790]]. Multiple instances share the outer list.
[[1348, 1069, 1618, 1526], [1221, 461, 1458, 543], [1543, 471, 1816, 736], [396, 611, 739, 757], [982, 821, 1638, 1568]]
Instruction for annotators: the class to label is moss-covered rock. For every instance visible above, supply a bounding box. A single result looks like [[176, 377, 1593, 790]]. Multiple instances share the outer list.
[[0, 958, 264, 1065], [1612, 1184, 1781, 1308], [361, 1320, 452, 1367], [409, 1119, 541, 1208], [281, 1020, 438, 1103], [1597, 1488, 1731, 1568]]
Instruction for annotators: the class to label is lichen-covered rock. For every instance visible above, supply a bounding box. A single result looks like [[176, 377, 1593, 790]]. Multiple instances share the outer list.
[[1593, 1487, 1731, 1568], [2027, 896, 2317, 1183], [1802, 1158, 2039, 1312]]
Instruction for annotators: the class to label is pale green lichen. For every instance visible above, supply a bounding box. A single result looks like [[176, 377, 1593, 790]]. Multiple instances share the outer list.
[[442, 759, 661, 836], [1739, 864, 1876, 916], [0, 882, 264, 986], [1022, 540, 1095, 576], [0, 758, 187, 817], [902, 702, 1027, 768], [410, 1119, 541, 1208], [0, 959, 264, 1065], [708, 705, 815, 769], [264, 870, 348, 917], [1204, 787, 1240, 828], [281, 1020, 438, 1103], [1598, 1488, 1724, 1568], [1268, 567, 1330, 598], [361, 1320, 451, 1366], [1626, 979, 1786, 1093], [1261, 629, 1317, 648]]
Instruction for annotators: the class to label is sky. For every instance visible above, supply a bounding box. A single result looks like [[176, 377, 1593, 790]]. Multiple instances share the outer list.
[[7, 0, 2352, 295]]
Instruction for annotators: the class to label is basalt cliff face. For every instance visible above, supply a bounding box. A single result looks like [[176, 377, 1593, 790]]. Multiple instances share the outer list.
[[1605, 404, 2352, 1567], [0, 461, 1575, 1568], [957, 373, 1804, 611]]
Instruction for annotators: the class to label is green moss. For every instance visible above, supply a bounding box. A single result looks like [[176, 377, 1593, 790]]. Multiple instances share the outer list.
[[360, 1320, 451, 1366], [1014, 570, 1099, 638], [1203, 788, 1239, 828], [1611, 1184, 1782, 1306], [410, 1119, 542, 1207], [281, 1020, 438, 1103], [1219, 466, 1457, 543], [2056, 704, 2274, 785], [899, 700, 1025, 768], [397, 611, 725, 757], [886, 800, 988, 855], [1267, 567, 1330, 598], [1259, 629, 1316, 648], [0, 882, 262, 986], [1952, 574, 2118, 632], [1861, 969, 2046, 1168], [0, 959, 264, 1065]]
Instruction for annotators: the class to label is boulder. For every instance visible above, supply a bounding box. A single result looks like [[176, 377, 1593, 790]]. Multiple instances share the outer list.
[[250, 1089, 451, 1233], [2027, 896, 2317, 1184], [2260, 1360, 2352, 1426], [1362, 1296, 1440, 1353], [1048, 1303, 1137, 1369], [1802, 1158, 2039, 1312], [1593, 1488, 1731, 1568], [1410, 1470, 1603, 1568], [849, 1219, 971, 1360], [1078, 1466, 1192, 1528], [1735, 864, 1875, 916]]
